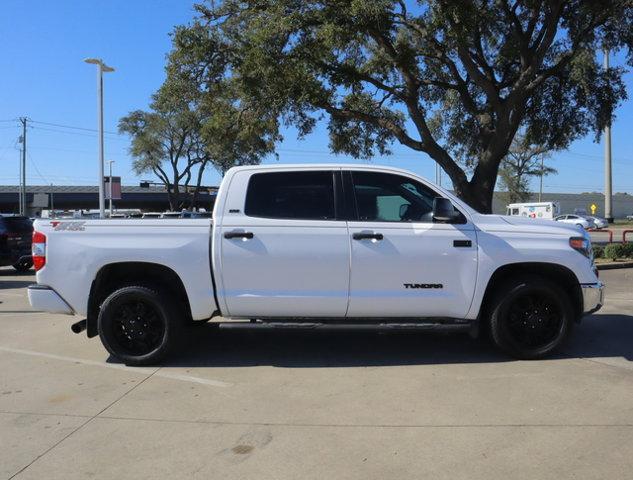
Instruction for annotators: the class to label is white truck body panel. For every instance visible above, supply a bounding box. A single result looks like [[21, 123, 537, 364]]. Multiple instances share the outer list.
[[31, 164, 601, 328], [33, 220, 215, 320]]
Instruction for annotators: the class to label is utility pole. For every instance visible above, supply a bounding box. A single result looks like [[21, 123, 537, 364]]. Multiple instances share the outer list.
[[539, 156, 544, 202], [108, 160, 115, 216], [603, 49, 614, 223], [19, 117, 27, 216]]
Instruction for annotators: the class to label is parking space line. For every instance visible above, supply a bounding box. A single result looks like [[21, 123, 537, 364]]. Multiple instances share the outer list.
[[0, 346, 231, 388]]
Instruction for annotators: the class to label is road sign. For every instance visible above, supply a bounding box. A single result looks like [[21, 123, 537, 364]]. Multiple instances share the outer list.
[[590, 203, 597, 215]]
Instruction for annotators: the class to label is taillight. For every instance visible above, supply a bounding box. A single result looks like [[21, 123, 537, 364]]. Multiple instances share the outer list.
[[32, 231, 46, 271]]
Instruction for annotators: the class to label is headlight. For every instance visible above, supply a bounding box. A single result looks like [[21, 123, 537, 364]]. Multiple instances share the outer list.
[[569, 236, 592, 258]]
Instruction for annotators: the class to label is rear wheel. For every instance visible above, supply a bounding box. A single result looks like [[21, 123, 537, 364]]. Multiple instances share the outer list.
[[12, 259, 33, 272], [489, 275, 573, 359], [97, 285, 182, 366]]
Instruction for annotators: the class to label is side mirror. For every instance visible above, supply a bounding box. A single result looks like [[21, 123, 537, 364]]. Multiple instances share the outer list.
[[432, 197, 458, 223]]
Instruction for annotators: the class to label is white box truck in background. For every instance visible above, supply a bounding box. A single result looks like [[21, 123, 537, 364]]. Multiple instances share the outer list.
[[506, 202, 560, 220]]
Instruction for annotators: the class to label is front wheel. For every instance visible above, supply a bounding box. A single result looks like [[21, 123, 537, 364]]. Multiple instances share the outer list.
[[488, 275, 573, 359], [97, 285, 182, 366]]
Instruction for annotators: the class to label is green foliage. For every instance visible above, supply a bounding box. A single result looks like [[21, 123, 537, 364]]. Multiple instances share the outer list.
[[621, 242, 633, 258], [592, 244, 604, 259], [177, 0, 633, 212], [604, 243, 626, 260], [499, 133, 557, 204], [120, 21, 281, 209]]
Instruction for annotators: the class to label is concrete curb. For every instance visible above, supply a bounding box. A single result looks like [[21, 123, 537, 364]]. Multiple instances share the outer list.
[[596, 261, 633, 270]]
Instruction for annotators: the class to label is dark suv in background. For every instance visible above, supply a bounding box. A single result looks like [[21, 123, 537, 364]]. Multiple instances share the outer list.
[[0, 216, 33, 271]]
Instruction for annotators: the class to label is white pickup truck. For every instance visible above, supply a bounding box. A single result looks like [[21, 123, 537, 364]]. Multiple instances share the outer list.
[[28, 164, 604, 365]]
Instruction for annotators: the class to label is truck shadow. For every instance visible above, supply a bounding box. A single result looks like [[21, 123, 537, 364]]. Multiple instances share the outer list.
[[157, 313, 633, 368], [0, 268, 34, 290]]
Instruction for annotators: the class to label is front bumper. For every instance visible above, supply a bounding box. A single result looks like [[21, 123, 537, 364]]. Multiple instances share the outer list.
[[581, 281, 605, 315], [27, 285, 74, 315]]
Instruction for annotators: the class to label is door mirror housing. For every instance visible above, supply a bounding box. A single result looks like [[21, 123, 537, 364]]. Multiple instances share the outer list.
[[432, 197, 459, 223]]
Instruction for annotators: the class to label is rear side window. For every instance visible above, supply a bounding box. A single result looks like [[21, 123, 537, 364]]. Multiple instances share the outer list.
[[245, 171, 335, 220]]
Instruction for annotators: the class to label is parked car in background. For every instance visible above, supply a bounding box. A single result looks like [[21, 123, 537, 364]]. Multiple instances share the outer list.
[[0, 215, 33, 271], [627, 213, 633, 221], [141, 212, 162, 218], [554, 214, 591, 229], [585, 216, 608, 229]]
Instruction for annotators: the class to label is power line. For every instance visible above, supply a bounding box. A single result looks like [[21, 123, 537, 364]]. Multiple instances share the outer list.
[[30, 125, 123, 140], [30, 120, 120, 136], [26, 152, 49, 184]]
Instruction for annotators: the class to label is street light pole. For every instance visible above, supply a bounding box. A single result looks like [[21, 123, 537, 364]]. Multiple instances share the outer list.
[[108, 160, 115, 216], [603, 49, 613, 223], [84, 58, 115, 219]]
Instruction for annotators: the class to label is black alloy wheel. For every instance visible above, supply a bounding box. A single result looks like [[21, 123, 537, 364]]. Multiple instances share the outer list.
[[111, 299, 165, 356], [98, 285, 182, 365], [489, 275, 573, 359]]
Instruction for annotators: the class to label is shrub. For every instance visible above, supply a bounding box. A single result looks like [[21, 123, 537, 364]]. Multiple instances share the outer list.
[[621, 242, 633, 258], [604, 243, 626, 260], [592, 244, 604, 259]]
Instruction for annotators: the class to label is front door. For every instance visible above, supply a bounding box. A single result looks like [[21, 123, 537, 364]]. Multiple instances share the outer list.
[[345, 170, 478, 319], [219, 169, 350, 318]]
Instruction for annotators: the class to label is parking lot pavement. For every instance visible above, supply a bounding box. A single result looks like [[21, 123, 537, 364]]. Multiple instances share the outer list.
[[1, 267, 632, 480]]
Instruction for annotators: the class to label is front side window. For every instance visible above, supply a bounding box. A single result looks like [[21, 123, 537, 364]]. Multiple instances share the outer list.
[[351, 171, 437, 223], [245, 171, 335, 220]]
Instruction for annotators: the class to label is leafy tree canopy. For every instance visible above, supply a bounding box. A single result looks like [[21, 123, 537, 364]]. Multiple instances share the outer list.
[[119, 22, 281, 210], [177, 0, 633, 212]]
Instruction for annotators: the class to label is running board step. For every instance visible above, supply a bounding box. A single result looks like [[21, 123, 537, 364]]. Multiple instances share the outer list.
[[216, 322, 472, 332]]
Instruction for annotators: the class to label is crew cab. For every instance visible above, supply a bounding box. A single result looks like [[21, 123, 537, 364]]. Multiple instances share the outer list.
[[28, 165, 604, 365]]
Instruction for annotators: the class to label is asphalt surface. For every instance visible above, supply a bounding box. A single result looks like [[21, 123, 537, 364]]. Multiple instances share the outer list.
[[1, 267, 632, 479]]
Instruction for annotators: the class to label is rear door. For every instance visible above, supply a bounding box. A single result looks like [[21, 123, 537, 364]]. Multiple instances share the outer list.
[[345, 170, 478, 319], [217, 169, 350, 318]]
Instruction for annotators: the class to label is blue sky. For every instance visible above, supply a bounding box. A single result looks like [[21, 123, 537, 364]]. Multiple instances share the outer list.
[[1, 0, 632, 194]]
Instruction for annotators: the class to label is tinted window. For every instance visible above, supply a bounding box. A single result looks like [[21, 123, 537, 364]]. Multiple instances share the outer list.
[[351, 172, 437, 223], [245, 171, 335, 220], [0, 216, 33, 233]]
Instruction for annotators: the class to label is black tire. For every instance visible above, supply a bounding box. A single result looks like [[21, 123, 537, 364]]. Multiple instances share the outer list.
[[488, 275, 573, 359], [12, 259, 33, 272], [97, 285, 182, 366]]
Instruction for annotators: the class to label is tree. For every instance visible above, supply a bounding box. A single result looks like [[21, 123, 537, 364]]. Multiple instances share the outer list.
[[498, 134, 556, 204], [120, 23, 280, 210], [119, 106, 208, 211], [178, 0, 633, 212]]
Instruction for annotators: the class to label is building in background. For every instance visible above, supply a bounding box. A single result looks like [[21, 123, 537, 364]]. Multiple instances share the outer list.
[[0, 185, 217, 216]]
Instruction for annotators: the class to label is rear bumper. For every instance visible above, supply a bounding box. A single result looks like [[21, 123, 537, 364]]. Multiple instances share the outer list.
[[581, 282, 605, 315], [27, 285, 74, 315]]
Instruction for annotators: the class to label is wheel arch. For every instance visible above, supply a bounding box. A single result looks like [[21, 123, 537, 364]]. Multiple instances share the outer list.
[[479, 262, 583, 324], [86, 262, 192, 338]]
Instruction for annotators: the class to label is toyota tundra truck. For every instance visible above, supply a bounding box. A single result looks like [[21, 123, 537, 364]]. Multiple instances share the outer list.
[[28, 164, 604, 365]]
